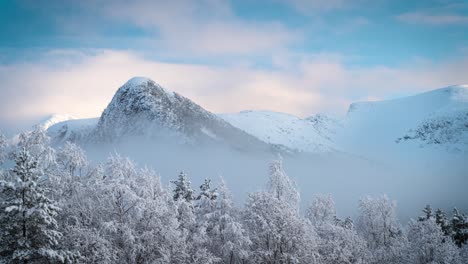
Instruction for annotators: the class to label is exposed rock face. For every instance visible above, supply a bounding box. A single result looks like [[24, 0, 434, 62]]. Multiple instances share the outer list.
[[93, 77, 274, 151]]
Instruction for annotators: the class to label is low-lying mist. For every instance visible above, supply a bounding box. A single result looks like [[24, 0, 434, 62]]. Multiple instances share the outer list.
[[81, 137, 468, 223]]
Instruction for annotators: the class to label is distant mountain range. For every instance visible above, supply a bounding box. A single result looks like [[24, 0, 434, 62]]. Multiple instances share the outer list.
[[46, 77, 468, 159]]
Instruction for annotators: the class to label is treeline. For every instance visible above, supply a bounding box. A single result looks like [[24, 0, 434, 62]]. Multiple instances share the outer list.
[[0, 127, 467, 263]]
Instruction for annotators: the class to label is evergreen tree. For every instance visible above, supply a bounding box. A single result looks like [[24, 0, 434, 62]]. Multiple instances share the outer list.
[[451, 208, 468, 247], [170, 174, 217, 263], [435, 208, 451, 237], [418, 204, 433, 221], [171, 171, 194, 202], [343, 216, 354, 230], [405, 218, 461, 264], [0, 148, 75, 263], [196, 178, 218, 201], [204, 179, 250, 264]]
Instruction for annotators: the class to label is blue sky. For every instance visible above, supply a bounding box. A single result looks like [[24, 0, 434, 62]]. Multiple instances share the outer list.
[[0, 0, 467, 132], [2, 0, 467, 65]]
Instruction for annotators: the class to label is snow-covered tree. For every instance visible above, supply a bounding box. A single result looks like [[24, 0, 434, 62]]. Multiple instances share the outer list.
[[197, 178, 218, 201], [14, 126, 56, 171], [193, 178, 218, 259], [242, 158, 318, 263], [356, 195, 406, 264], [307, 194, 369, 263], [99, 154, 145, 263], [48, 142, 89, 201], [418, 204, 434, 221], [435, 208, 451, 237], [244, 191, 318, 263], [171, 171, 195, 202], [3, 133, 467, 264], [60, 154, 189, 264], [337, 216, 354, 230], [451, 208, 468, 247], [56, 142, 87, 177], [267, 156, 300, 210], [316, 222, 369, 264], [203, 179, 250, 264], [460, 243, 468, 262], [60, 226, 116, 264], [0, 131, 6, 165], [171, 173, 218, 263], [405, 218, 461, 264], [131, 168, 186, 263], [306, 194, 336, 226], [0, 148, 75, 263]]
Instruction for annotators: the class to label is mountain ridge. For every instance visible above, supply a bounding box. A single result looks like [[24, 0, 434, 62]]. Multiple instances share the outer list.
[[50, 77, 280, 153], [45, 78, 468, 156]]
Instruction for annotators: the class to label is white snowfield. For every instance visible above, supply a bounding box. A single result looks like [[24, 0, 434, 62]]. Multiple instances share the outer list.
[[219, 110, 338, 153], [45, 78, 468, 157], [337, 85, 468, 157], [47, 117, 98, 144]]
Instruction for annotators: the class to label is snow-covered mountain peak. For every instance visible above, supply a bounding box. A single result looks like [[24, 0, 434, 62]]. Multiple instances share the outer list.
[[95, 77, 204, 140], [89, 77, 273, 151], [124, 76, 153, 86], [119, 76, 175, 101]]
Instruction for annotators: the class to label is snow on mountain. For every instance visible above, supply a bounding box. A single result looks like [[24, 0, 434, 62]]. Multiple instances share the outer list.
[[45, 78, 467, 157], [49, 77, 275, 152], [219, 110, 337, 153], [48, 118, 98, 145], [397, 110, 468, 147], [305, 113, 341, 140], [337, 85, 468, 156], [39, 114, 77, 130], [396, 85, 468, 150]]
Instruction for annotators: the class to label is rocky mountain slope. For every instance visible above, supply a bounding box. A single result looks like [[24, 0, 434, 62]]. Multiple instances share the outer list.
[[46, 78, 468, 157], [49, 77, 276, 152]]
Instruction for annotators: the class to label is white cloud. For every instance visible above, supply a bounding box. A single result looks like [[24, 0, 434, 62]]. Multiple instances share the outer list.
[[280, 0, 381, 15], [19, 0, 301, 57], [88, 0, 300, 56], [281, 0, 349, 13], [397, 12, 468, 25], [0, 49, 467, 125]]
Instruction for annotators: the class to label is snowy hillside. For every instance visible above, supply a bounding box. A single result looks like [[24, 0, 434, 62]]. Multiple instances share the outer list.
[[49, 77, 275, 152], [48, 118, 98, 145], [219, 110, 338, 153], [45, 79, 468, 157], [337, 85, 468, 156]]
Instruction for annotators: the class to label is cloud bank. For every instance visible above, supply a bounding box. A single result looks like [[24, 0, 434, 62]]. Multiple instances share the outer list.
[[0, 49, 467, 127]]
